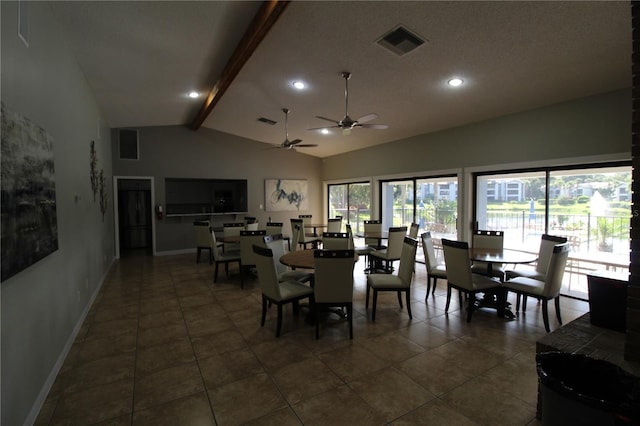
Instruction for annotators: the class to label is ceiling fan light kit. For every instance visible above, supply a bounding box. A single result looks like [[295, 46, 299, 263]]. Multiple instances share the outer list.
[[273, 108, 317, 150]]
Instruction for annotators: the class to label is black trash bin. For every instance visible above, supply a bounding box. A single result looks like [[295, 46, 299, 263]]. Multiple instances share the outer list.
[[537, 352, 640, 425]]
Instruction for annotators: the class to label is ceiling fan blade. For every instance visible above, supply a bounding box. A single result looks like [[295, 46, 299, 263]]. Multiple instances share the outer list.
[[294, 143, 318, 148], [359, 123, 389, 129], [315, 116, 340, 125], [289, 139, 303, 145], [307, 125, 339, 131], [356, 113, 378, 123]]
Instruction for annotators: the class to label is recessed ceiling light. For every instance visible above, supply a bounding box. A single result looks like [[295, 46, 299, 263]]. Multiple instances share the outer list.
[[292, 81, 306, 90], [447, 78, 464, 87], [321, 129, 329, 135], [188, 91, 199, 98]]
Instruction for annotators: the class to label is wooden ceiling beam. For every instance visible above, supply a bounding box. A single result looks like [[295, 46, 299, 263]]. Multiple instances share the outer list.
[[190, 0, 290, 130]]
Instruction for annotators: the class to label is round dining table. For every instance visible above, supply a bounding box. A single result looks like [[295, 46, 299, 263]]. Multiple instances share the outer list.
[[469, 248, 538, 276], [280, 249, 358, 269]]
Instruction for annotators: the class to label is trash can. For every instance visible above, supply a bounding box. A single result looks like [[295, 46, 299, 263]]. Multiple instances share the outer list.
[[537, 352, 640, 425]]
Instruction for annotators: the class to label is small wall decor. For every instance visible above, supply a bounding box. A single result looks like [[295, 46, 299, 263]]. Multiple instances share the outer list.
[[90, 140, 98, 201], [265, 179, 308, 211], [99, 169, 108, 221], [1, 102, 59, 281]]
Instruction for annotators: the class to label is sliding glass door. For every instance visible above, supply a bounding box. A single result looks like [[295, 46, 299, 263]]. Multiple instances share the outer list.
[[474, 163, 631, 299], [328, 182, 371, 234], [380, 175, 458, 239]]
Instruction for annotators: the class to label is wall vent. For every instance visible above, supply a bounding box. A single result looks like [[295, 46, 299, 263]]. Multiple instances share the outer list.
[[257, 117, 277, 125], [377, 25, 425, 56]]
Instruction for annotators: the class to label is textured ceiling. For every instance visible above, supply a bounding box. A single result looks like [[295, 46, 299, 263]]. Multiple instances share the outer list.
[[50, 1, 631, 158]]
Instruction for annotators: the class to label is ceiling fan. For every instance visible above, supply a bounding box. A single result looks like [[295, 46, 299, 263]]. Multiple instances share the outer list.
[[273, 108, 318, 150], [310, 71, 389, 135]]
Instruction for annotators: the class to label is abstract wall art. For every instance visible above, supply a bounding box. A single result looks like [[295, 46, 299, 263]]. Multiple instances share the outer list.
[[265, 179, 308, 211], [1, 102, 59, 282]]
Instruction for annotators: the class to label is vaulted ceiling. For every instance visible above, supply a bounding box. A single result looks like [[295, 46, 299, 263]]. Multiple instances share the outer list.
[[50, 1, 631, 158]]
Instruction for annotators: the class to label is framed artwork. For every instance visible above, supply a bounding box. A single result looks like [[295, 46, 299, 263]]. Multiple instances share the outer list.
[[1, 102, 59, 281], [265, 179, 308, 211]]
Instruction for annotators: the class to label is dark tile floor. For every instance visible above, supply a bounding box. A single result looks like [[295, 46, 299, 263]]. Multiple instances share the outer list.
[[34, 250, 589, 425]]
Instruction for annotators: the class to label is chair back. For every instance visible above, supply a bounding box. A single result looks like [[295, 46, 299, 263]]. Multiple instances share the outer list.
[[442, 239, 474, 291], [263, 234, 288, 275], [313, 249, 355, 303], [397, 237, 419, 286], [321, 232, 350, 250], [421, 232, 440, 270], [345, 223, 355, 249], [245, 222, 259, 231], [409, 222, 419, 239], [472, 230, 504, 250], [536, 234, 568, 275], [223, 222, 244, 238], [364, 220, 383, 248], [210, 228, 223, 261], [244, 216, 257, 226], [194, 221, 212, 248], [327, 218, 342, 233], [290, 218, 303, 251], [299, 214, 313, 232], [240, 230, 267, 267], [266, 222, 283, 236], [386, 226, 408, 260], [252, 245, 282, 300], [541, 243, 570, 299]]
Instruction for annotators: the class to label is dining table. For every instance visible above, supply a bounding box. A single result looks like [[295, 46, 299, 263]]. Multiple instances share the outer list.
[[280, 249, 359, 270], [468, 247, 538, 319]]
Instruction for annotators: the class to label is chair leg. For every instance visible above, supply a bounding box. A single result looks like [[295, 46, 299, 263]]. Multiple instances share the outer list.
[[426, 276, 432, 299], [365, 283, 370, 309], [466, 291, 474, 323], [445, 285, 452, 312], [515, 294, 521, 312], [522, 295, 528, 312], [554, 296, 562, 325], [276, 304, 283, 337], [397, 291, 403, 308], [347, 304, 353, 339], [292, 300, 300, 315], [405, 290, 412, 319], [372, 290, 378, 321], [542, 300, 550, 332], [261, 295, 267, 326], [432, 278, 437, 295]]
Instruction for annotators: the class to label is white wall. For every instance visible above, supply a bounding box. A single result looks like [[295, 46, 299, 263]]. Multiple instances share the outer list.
[[1, 3, 114, 425]]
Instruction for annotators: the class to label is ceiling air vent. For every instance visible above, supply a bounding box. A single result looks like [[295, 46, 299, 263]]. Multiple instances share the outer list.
[[377, 25, 425, 56], [257, 117, 277, 125]]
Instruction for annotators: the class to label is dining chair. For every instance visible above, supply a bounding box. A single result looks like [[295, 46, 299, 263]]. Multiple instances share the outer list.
[[441, 239, 503, 322], [327, 217, 342, 233], [263, 234, 313, 284], [252, 244, 315, 337], [470, 229, 506, 280], [421, 232, 447, 297], [364, 219, 386, 250], [267, 221, 289, 250], [296, 217, 321, 249], [298, 214, 315, 235], [321, 232, 350, 250], [369, 226, 407, 273], [409, 222, 419, 239], [313, 249, 356, 339], [245, 222, 259, 231], [194, 220, 215, 264], [239, 230, 267, 288], [505, 234, 568, 311], [244, 216, 257, 226], [503, 243, 570, 332], [366, 236, 418, 321], [346, 224, 375, 271], [223, 222, 244, 251], [210, 228, 241, 283], [290, 218, 303, 252]]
